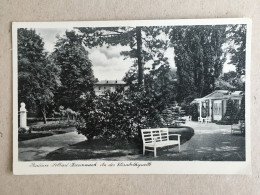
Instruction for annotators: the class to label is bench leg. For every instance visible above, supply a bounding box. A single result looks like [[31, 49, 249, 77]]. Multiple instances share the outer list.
[[143, 146, 145, 156], [178, 143, 180, 152], [154, 146, 157, 157]]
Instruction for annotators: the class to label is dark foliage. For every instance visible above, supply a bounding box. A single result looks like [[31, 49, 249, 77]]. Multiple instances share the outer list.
[[169, 25, 228, 101], [30, 123, 75, 131], [217, 98, 242, 125], [76, 87, 167, 144], [227, 25, 247, 76], [51, 31, 95, 110], [18, 28, 61, 123], [189, 103, 199, 121]]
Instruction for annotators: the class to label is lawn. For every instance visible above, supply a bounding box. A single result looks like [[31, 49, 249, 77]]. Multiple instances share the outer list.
[[45, 126, 194, 161]]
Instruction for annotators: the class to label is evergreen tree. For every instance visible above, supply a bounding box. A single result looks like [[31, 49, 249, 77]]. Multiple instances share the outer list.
[[78, 26, 178, 111], [219, 98, 239, 125], [77, 26, 170, 85], [160, 104, 181, 127]]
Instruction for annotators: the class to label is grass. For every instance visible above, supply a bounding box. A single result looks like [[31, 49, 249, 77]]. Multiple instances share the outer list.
[[45, 126, 194, 161], [46, 139, 140, 160]]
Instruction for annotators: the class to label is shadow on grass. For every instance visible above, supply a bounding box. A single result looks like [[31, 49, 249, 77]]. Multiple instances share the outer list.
[[46, 126, 195, 161], [46, 139, 140, 160]]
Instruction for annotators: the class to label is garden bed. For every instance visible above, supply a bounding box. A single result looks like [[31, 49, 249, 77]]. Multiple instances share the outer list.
[[27, 117, 60, 123], [18, 130, 68, 141], [19, 122, 76, 141], [30, 122, 75, 131]]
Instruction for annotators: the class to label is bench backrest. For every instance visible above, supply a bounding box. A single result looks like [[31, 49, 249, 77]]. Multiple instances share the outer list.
[[141, 128, 169, 144]]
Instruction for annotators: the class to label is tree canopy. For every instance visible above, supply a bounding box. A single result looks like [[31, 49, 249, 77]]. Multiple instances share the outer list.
[[77, 26, 170, 85], [18, 28, 61, 123], [17, 24, 247, 128], [227, 25, 246, 76], [169, 25, 228, 101], [51, 30, 95, 110]]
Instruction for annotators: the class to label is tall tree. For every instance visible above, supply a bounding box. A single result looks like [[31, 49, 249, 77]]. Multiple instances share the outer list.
[[224, 25, 247, 92], [169, 25, 228, 101], [51, 31, 95, 110], [18, 28, 61, 123], [77, 26, 170, 85], [227, 25, 247, 76]]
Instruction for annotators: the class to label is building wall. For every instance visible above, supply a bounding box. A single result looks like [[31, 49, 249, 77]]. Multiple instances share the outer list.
[[196, 90, 244, 122], [94, 84, 127, 95]]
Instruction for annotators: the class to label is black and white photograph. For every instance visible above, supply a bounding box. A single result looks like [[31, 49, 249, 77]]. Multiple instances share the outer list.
[[12, 19, 251, 174]]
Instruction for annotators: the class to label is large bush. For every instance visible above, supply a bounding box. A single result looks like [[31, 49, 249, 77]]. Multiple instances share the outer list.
[[76, 87, 164, 145]]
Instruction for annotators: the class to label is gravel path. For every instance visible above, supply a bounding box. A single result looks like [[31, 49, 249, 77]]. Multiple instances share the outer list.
[[18, 121, 245, 161], [18, 129, 86, 161], [93, 121, 245, 161]]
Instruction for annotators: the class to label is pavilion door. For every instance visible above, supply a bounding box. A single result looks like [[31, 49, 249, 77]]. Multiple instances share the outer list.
[[213, 100, 222, 121]]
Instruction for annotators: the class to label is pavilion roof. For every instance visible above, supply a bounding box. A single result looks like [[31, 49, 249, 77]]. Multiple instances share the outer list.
[[191, 90, 243, 104]]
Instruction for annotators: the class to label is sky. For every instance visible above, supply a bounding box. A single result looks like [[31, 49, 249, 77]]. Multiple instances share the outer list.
[[35, 28, 134, 80], [35, 28, 236, 81], [87, 45, 134, 80]]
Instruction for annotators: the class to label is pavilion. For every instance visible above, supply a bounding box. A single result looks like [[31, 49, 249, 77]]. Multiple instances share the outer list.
[[191, 90, 244, 122]]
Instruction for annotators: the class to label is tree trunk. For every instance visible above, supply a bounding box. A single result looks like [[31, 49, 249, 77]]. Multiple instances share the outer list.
[[136, 27, 143, 85], [67, 113, 70, 123], [41, 109, 47, 124]]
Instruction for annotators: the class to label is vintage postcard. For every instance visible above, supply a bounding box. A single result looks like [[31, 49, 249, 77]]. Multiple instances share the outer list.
[[13, 18, 251, 174]]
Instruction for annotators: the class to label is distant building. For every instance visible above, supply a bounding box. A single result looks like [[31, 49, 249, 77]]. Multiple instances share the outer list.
[[94, 80, 129, 96], [191, 90, 244, 122]]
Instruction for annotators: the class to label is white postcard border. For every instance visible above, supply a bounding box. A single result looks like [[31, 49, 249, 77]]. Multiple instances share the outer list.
[[12, 18, 252, 175]]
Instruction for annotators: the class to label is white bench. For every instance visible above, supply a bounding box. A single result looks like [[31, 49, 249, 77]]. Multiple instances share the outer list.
[[231, 120, 245, 134], [141, 128, 181, 157], [198, 117, 211, 123], [198, 117, 203, 123]]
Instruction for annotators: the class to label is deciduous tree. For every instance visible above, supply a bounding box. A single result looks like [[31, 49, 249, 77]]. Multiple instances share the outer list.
[[169, 25, 228, 101], [227, 25, 246, 76], [18, 28, 61, 123], [51, 31, 95, 110]]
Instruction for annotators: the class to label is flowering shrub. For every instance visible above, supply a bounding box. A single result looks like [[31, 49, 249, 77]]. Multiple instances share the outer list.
[[76, 87, 164, 144]]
